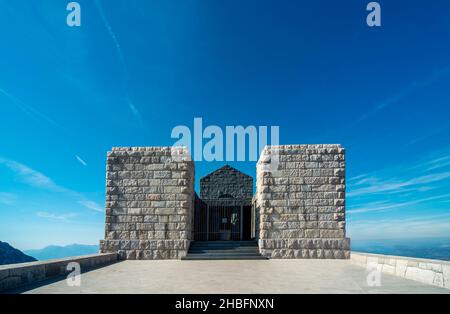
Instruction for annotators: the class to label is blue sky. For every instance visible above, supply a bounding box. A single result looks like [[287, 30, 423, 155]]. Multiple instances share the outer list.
[[1, 1, 450, 250]]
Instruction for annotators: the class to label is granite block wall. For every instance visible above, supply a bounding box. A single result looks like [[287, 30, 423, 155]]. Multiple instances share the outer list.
[[256, 144, 350, 259], [99, 147, 195, 260], [200, 165, 253, 200]]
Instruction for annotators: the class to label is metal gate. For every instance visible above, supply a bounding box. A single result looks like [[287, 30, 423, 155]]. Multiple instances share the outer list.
[[194, 199, 244, 241]]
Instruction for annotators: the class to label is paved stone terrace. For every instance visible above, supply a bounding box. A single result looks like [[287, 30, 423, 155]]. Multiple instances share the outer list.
[[21, 260, 449, 294]]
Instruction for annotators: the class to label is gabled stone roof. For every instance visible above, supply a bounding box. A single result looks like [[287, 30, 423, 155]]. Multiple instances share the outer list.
[[200, 165, 253, 200], [200, 165, 252, 181]]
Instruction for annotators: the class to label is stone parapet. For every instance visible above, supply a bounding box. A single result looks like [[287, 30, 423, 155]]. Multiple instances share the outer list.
[[351, 252, 450, 289], [0, 253, 117, 292]]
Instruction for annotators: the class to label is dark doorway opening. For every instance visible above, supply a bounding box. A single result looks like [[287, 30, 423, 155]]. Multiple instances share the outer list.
[[194, 165, 254, 242], [193, 199, 253, 241]]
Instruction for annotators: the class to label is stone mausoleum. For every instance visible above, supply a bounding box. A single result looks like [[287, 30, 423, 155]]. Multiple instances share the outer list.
[[100, 144, 350, 259]]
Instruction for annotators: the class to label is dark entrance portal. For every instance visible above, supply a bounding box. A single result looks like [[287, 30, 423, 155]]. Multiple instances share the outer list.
[[193, 165, 254, 241], [194, 199, 252, 241]]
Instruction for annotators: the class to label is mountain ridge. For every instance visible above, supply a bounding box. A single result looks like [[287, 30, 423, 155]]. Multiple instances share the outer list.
[[24, 243, 99, 261], [0, 241, 37, 265]]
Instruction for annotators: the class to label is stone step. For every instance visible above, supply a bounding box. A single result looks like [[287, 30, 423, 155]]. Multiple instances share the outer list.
[[189, 245, 259, 250], [188, 249, 260, 254], [183, 240, 266, 260], [187, 251, 262, 256], [190, 241, 258, 247], [182, 254, 268, 260]]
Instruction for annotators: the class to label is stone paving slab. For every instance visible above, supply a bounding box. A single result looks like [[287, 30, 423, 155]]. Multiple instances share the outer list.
[[21, 260, 449, 294]]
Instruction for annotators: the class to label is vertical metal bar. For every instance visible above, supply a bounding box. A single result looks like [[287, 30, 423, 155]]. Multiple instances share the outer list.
[[216, 205, 218, 241], [240, 205, 243, 241], [251, 204, 255, 239], [233, 205, 241, 240], [237, 206, 239, 240], [234, 206, 237, 240], [234, 206, 237, 241], [206, 204, 209, 241], [214, 205, 216, 240], [203, 203, 205, 241]]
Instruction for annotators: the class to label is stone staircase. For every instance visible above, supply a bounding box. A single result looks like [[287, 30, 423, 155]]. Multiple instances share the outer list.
[[182, 241, 267, 260]]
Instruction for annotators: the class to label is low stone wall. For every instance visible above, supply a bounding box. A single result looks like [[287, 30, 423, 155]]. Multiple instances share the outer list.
[[0, 253, 117, 292], [351, 252, 450, 289], [100, 147, 195, 260], [256, 144, 350, 259]]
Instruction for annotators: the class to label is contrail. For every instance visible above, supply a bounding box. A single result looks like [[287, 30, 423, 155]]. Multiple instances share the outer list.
[[356, 64, 450, 124], [94, 0, 146, 130], [94, 0, 128, 77], [0, 87, 65, 131], [75, 155, 88, 167]]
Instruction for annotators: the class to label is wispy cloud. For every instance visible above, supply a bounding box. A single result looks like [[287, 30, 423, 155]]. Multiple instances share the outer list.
[[0, 158, 65, 192], [405, 125, 450, 147], [348, 151, 450, 227], [356, 65, 450, 123], [127, 97, 145, 128], [348, 171, 450, 197], [348, 194, 450, 214], [414, 155, 450, 171], [348, 175, 378, 187], [348, 173, 369, 182], [75, 155, 87, 167], [78, 200, 103, 213], [348, 213, 450, 240], [0, 192, 17, 205], [0, 87, 64, 130], [0, 158, 102, 213], [36, 211, 77, 221]]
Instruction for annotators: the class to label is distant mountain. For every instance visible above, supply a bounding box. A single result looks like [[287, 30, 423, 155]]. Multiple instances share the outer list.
[[0, 241, 37, 265], [24, 244, 99, 261], [352, 237, 450, 261]]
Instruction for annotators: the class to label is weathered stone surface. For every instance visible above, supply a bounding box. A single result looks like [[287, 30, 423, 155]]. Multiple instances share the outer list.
[[351, 252, 450, 289], [0, 253, 117, 292], [200, 165, 253, 199], [100, 147, 195, 260], [443, 265, 450, 288], [255, 145, 350, 259], [405, 267, 435, 285]]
